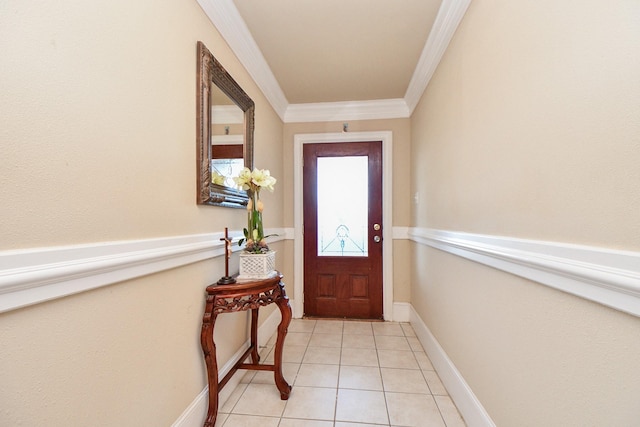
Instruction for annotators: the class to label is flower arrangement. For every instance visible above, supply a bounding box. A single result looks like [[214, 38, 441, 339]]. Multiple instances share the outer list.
[[234, 167, 277, 253]]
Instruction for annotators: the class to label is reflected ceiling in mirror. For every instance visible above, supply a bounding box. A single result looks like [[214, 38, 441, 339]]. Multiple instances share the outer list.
[[197, 41, 254, 208]]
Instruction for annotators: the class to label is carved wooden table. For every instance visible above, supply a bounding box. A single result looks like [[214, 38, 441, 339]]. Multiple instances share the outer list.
[[200, 273, 292, 427]]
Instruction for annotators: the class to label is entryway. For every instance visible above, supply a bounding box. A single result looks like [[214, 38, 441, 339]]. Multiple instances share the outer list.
[[293, 131, 394, 320], [302, 141, 383, 319]]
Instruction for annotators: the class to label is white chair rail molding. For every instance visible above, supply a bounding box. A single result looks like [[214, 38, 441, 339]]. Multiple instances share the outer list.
[[408, 227, 640, 318]]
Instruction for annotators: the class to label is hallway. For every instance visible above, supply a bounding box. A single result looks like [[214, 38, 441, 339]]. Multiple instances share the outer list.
[[215, 319, 466, 426]]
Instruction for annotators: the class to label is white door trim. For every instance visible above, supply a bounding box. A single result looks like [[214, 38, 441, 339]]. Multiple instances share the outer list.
[[293, 131, 394, 320]]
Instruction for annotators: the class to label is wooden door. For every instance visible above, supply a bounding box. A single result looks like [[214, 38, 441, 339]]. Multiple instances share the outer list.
[[303, 141, 383, 319]]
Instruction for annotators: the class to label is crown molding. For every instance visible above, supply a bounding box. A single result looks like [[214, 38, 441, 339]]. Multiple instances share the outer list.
[[404, 0, 472, 113], [196, 0, 289, 120], [198, 0, 471, 122], [284, 98, 410, 123], [211, 105, 244, 124]]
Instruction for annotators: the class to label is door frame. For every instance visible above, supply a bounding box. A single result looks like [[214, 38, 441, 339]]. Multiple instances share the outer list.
[[293, 131, 394, 320]]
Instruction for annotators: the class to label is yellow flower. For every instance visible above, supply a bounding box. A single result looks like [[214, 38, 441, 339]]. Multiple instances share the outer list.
[[257, 200, 264, 212]]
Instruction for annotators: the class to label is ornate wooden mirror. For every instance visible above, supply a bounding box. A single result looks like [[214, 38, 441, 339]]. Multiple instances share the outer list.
[[197, 41, 254, 208]]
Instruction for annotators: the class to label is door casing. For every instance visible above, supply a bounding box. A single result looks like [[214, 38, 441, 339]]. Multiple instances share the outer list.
[[293, 131, 394, 320]]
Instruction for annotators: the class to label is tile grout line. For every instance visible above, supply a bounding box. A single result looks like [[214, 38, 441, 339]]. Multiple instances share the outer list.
[[371, 324, 390, 426], [333, 324, 342, 425]]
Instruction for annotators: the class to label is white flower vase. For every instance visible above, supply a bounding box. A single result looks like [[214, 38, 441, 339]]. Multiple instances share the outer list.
[[238, 251, 277, 280]]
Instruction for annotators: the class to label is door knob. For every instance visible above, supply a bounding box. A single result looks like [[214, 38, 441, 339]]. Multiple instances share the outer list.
[[373, 235, 381, 243]]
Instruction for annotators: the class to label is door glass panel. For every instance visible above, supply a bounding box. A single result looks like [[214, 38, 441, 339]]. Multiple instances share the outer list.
[[211, 158, 245, 187], [317, 156, 368, 257]]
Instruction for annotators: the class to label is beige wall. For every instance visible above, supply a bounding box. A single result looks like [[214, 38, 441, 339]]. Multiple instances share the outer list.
[[411, 0, 640, 249], [1, 0, 285, 249], [1, 0, 284, 425], [411, 0, 640, 425], [283, 119, 412, 303]]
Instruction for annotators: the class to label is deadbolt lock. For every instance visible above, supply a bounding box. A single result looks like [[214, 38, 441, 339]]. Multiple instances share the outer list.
[[373, 223, 381, 231]]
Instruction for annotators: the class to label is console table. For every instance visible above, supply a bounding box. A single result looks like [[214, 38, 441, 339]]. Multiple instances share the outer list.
[[200, 273, 292, 427]]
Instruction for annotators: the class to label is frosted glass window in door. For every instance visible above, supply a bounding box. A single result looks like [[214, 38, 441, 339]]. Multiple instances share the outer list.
[[211, 158, 245, 188], [317, 156, 368, 257]]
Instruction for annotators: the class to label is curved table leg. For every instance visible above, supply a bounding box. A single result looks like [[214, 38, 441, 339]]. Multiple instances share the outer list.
[[273, 294, 292, 399], [200, 308, 219, 427]]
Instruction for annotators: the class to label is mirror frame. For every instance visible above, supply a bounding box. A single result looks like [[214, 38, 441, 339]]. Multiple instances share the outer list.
[[197, 41, 254, 208]]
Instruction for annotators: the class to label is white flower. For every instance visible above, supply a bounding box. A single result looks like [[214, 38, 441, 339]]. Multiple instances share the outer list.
[[233, 167, 253, 190], [251, 168, 277, 192], [234, 167, 277, 192], [233, 166, 278, 253]]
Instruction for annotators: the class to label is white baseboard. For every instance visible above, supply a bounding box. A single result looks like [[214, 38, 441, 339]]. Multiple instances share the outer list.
[[393, 302, 411, 322], [171, 386, 209, 427], [172, 307, 283, 427], [410, 305, 495, 427]]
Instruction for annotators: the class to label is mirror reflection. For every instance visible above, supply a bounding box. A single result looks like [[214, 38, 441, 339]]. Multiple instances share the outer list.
[[196, 41, 254, 208], [211, 84, 245, 188]]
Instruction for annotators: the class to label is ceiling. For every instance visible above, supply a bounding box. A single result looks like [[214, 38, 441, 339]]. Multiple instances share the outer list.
[[233, 0, 441, 104], [197, 0, 471, 122]]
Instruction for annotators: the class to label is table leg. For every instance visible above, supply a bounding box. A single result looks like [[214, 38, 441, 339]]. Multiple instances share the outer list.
[[273, 295, 292, 399], [200, 308, 219, 427], [250, 308, 260, 364]]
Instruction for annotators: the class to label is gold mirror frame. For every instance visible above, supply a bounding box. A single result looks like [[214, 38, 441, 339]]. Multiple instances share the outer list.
[[197, 41, 254, 208]]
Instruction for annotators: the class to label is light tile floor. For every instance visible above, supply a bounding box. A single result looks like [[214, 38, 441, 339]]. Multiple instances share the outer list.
[[216, 319, 466, 427]]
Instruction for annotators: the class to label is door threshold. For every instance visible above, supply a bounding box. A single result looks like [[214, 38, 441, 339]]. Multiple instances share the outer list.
[[302, 316, 384, 322]]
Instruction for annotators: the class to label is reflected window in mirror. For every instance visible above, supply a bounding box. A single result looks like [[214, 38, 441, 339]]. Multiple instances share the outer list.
[[210, 87, 245, 188]]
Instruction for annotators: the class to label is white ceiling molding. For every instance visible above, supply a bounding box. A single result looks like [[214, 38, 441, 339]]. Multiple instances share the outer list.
[[196, 0, 289, 120], [212, 135, 243, 145], [198, 0, 471, 123], [284, 99, 411, 123], [404, 0, 472, 113], [211, 105, 244, 124]]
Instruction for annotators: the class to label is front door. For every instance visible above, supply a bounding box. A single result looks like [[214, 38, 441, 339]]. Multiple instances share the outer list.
[[303, 141, 383, 319]]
